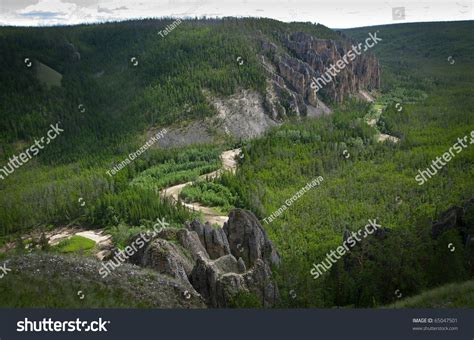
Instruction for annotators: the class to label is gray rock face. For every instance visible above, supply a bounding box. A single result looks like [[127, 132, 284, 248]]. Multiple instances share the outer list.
[[176, 228, 210, 261], [190, 254, 279, 308], [130, 209, 280, 308], [237, 257, 247, 273], [129, 228, 208, 285], [154, 89, 278, 148], [224, 209, 281, 268], [187, 220, 231, 259], [140, 239, 192, 282], [260, 31, 380, 118], [280, 32, 380, 104], [155, 31, 379, 148]]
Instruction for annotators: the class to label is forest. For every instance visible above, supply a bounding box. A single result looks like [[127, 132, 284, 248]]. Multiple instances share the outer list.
[[0, 19, 473, 308]]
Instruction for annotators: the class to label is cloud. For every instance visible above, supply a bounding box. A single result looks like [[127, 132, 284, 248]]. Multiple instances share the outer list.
[[62, 0, 98, 6], [97, 6, 113, 14], [0, 0, 40, 13], [19, 11, 64, 19], [97, 5, 128, 14], [1, 0, 472, 28], [16, 0, 77, 22], [5, 0, 103, 25]]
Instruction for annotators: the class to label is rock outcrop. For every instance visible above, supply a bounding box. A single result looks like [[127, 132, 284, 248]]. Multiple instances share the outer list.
[[280, 32, 380, 103], [157, 30, 380, 148], [432, 198, 474, 242], [259, 32, 380, 119], [224, 209, 281, 268], [186, 220, 231, 259], [5, 253, 206, 308], [129, 209, 280, 308]]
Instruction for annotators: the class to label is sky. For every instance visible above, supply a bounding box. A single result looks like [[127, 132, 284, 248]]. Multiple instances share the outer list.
[[0, 0, 472, 28]]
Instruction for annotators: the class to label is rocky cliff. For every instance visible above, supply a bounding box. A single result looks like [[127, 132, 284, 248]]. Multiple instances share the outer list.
[[129, 209, 280, 308], [158, 30, 380, 147], [259, 31, 380, 120]]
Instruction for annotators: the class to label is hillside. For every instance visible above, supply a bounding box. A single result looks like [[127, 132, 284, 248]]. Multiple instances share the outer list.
[[0, 18, 347, 162], [387, 280, 474, 308], [0, 19, 473, 309], [0, 252, 206, 308], [220, 21, 474, 307], [0, 17, 379, 237]]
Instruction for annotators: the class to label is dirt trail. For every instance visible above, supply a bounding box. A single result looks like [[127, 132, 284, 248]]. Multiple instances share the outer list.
[[161, 148, 241, 226], [363, 92, 400, 144], [1, 149, 241, 257]]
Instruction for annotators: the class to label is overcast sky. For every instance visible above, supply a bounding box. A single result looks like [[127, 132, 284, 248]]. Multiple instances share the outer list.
[[0, 0, 472, 28]]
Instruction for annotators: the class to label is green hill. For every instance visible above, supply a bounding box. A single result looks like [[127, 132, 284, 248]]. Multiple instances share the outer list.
[[221, 21, 474, 307], [0, 19, 473, 308], [387, 280, 474, 308], [0, 18, 339, 163], [0, 18, 340, 237]]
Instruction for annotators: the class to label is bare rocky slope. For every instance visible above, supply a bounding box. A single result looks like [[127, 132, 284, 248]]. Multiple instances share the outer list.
[[3, 252, 206, 308], [157, 30, 380, 148]]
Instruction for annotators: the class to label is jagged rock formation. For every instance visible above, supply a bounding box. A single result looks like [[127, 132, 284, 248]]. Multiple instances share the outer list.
[[187, 219, 231, 259], [282, 32, 380, 101], [224, 209, 281, 268], [259, 32, 380, 119], [129, 209, 280, 308]]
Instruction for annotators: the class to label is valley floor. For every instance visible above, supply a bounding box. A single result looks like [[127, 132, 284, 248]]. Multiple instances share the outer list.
[[160, 148, 241, 226]]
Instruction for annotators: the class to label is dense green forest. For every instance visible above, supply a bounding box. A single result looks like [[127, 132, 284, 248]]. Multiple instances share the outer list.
[[214, 21, 474, 307], [0, 17, 337, 239], [0, 17, 338, 162], [0, 19, 473, 308]]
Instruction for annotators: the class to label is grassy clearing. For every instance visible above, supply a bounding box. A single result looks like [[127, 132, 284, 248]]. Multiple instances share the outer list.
[[51, 235, 95, 255]]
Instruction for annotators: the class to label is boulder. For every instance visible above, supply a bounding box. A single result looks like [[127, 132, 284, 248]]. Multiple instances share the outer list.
[[134, 238, 193, 283], [224, 209, 280, 267]]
